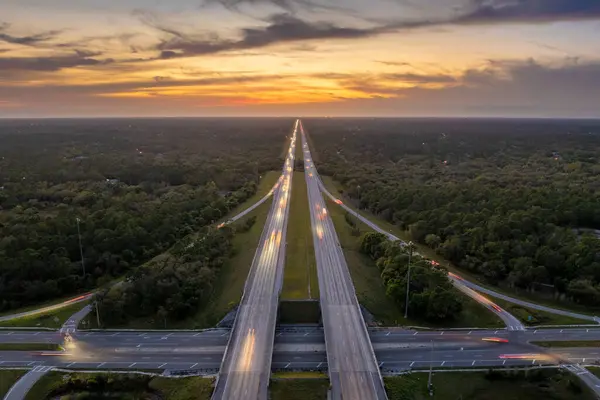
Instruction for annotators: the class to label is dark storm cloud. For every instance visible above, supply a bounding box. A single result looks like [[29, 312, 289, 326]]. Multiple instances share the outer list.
[[457, 0, 600, 24], [386, 0, 600, 29], [154, 13, 387, 58], [0, 52, 113, 72]]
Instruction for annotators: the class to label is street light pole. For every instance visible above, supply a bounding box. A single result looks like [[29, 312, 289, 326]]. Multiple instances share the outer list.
[[76, 217, 86, 277], [404, 241, 413, 319], [428, 340, 434, 394]]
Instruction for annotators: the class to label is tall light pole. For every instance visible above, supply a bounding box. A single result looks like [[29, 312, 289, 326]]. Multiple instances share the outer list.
[[76, 217, 86, 277], [404, 241, 413, 319], [428, 339, 434, 394]]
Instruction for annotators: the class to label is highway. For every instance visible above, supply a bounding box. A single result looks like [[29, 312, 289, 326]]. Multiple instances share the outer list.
[[302, 120, 387, 400], [211, 120, 297, 400], [4, 328, 600, 372]]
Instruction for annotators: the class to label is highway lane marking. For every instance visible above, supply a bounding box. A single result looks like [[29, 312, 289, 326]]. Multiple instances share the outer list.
[[190, 363, 198, 368], [410, 362, 415, 367], [532, 360, 536, 365], [413, 332, 418, 336], [284, 363, 290, 368], [503, 360, 506, 365], [378, 362, 384, 367], [159, 363, 167, 368], [472, 361, 476, 366], [66, 362, 75, 367], [386, 332, 390, 336], [440, 332, 444, 335], [468, 331, 472, 335], [317, 362, 322, 368], [136, 344, 141, 348], [129, 363, 136, 368], [441, 361, 446, 366], [98, 363, 105, 368]]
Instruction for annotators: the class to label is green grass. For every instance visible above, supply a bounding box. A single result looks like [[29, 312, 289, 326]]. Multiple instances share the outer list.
[[384, 369, 595, 400], [270, 378, 329, 400], [491, 297, 591, 326], [320, 175, 600, 317], [148, 376, 214, 400], [0, 369, 27, 398], [531, 341, 600, 348], [326, 197, 502, 328], [0, 301, 88, 329], [26, 371, 214, 400], [0, 343, 61, 351], [588, 367, 600, 378], [222, 171, 280, 220], [282, 171, 318, 299]]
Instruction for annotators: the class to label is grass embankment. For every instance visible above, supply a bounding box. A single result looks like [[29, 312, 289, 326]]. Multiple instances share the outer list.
[[532, 341, 600, 348], [26, 372, 214, 400], [384, 369, 594, 400], [0, 343, 61, 351], [321, 175, 599, 317], [491, 297, 591, 326], [270, 378, 329, 400], [326, 197, 502, 328], [0, 370, 27, 398], [281, 171, 318, 299], [0, 301, 87, 329], [220, 171, 280, 221]]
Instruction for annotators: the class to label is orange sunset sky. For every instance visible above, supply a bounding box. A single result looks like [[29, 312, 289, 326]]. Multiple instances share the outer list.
[[2, 0, 600, 117]]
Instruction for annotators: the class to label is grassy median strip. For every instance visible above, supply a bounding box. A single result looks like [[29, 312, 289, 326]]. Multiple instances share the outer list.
[[282, 171, 318, 299], [270, 378, 329, 400], [0, 343, 61, 351], [0, 369, 27, 398], [531, 340, 600, 348], [26, 371, 214, 400], [326, 197, 502, 328], [0, 301, 87, 329], [384, 369, 595, 400]]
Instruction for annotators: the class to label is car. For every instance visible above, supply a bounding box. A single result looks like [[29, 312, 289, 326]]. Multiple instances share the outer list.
[[335, 199, 343, 205], [482, 337, 509, 343], [491, 304, 503, 313]]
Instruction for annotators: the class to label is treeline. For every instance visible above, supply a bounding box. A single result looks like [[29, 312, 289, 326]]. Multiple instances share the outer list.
[[97, 227, 233, 326], [360, 232, 462, 321], [307, 118, 600, 306], [0, 118, 291, 311]]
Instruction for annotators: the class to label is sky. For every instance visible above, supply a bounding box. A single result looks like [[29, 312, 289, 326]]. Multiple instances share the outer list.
[[1, 0, 600, 118]]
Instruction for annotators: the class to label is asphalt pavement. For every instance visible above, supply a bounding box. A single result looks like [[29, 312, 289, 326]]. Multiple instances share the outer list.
[[302, 120, 387, 400], [212, 120, 297, 400], [3, 365, 53, 400]]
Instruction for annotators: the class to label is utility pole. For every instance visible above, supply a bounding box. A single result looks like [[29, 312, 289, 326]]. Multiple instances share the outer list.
[[76, 217, 86, 277], [404, 241, 414, 319]]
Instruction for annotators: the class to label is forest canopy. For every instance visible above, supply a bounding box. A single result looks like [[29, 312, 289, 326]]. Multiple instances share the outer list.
[[307, 118, 600, 307], [0, 118, 291, 312]]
